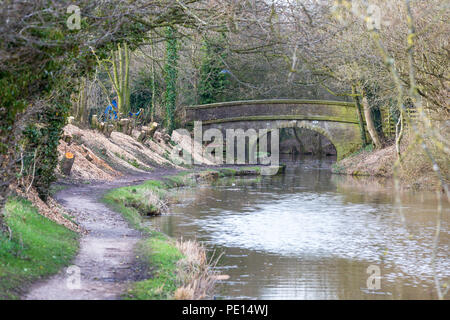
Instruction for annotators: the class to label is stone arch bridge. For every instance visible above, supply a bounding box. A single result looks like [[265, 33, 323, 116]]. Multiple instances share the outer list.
[[185, 99, 365, 160]]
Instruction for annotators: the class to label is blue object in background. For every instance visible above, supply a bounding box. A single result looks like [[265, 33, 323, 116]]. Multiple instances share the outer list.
[[104, 99, 118, 120], [104, 100, 142, 120], [128, 109, 142, 118]]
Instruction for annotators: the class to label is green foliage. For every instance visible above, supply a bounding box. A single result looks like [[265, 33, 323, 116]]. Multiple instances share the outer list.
[[130, 72, 153, 113], [198, 39, 230, 104], [130, 70, 161, 123], [0, 198, 79, 299], [22, 98, 70, 201], [164, 27, 179, 133]]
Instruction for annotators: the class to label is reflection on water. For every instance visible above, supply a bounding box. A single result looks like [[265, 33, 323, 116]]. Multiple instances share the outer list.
[[151, 155, 449, 300]]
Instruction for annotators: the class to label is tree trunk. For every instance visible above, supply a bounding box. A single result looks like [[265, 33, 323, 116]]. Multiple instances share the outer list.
[[293, 128, 305, 153], [0, 190, 9, 235], [77, 77, 88, 125], [0, 142, 17, 235], [362, 95, 384, 149], [352, 85, 368, 146], [150, 36, 157, 122]]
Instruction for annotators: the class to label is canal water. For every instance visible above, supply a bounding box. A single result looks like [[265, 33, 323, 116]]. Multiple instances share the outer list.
[[150, 156, 449, 299]]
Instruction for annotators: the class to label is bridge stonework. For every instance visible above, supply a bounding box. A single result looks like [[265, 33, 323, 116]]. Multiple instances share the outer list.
[[185, 99, 364, 160]]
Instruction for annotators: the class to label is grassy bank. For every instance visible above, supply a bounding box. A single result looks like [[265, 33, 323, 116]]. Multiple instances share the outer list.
[[0, 198, 79, 300], [102, 167, 265, 300]]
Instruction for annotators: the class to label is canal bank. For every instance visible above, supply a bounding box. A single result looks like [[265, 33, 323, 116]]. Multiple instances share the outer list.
[[331, 137, 449, 192]]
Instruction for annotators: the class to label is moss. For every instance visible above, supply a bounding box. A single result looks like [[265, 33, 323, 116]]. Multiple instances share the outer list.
[[163, 171, 196, 188], [113, 152, 153, 172], [351, 144, 374, 157], [218, 168, 237, 177], [197, 115, 359, 125], [0, 198, 79, 300]]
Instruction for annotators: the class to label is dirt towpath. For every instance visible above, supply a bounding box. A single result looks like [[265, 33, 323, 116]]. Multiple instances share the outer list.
[[24, 169, 179, 300]]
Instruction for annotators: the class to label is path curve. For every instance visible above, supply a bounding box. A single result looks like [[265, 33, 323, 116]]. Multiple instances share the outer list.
[[24, 169, 178, 300]]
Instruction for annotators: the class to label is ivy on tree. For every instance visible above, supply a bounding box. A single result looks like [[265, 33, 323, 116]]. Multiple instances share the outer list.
[[198, 39, 230, 105], [164, 26, 178, 134]]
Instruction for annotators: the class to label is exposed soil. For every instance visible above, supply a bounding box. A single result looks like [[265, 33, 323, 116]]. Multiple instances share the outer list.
[[24, 168, 178, 300], [333, 138, 447, 191]]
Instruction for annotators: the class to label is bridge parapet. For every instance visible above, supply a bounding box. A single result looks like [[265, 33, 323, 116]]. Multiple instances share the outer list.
[[185, 99, 358, 124]]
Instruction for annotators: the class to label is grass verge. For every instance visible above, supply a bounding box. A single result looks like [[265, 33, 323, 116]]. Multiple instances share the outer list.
[[0, 198, 79, 300]]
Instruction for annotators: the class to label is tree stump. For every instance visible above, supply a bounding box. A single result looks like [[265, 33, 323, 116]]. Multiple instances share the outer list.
[[120, 119, 130, 134], [138, 129, 148, 142], [105, 124, 114, 138], [128, 118, 136, 136], [61, 152, 75, 176], [67, 116, 75, 125], [137, 122, 159, 142], [148, 122, 158, 137], [91, 115, 99, 129], [153, 131, 163, 143]]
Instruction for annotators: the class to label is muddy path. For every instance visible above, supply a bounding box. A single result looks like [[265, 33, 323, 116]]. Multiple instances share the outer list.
[[24, 168, 179, 300]]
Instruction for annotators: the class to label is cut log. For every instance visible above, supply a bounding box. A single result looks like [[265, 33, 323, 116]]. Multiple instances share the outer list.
[[61, 152, 75, 176], [81, 146, 93, 162]]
